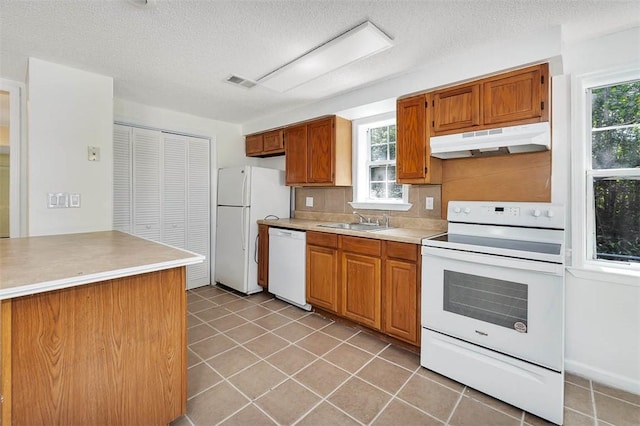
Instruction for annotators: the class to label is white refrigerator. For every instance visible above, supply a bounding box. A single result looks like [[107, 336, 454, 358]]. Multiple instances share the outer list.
[[214, 166, 290, 294]]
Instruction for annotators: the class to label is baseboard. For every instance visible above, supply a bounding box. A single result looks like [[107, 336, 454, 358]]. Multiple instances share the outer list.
[[565, 359, 640, 395]]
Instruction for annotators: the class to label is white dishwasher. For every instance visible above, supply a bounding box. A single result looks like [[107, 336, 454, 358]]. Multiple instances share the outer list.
[[268, 228, 311, 311]]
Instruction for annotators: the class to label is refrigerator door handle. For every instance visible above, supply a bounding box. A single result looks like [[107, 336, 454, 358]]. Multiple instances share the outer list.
[[241, 207, 247, 251], [254, 234, 259, 264], [241, 171, 248, 206]]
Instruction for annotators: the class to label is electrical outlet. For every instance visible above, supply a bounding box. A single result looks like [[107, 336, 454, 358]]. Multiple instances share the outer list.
[[426, 197, 434, 210], [88, 146, 100, 162], [305, 197, 314, 207]]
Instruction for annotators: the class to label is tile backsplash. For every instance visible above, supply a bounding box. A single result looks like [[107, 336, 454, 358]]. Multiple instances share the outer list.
[[294, 185, 443, 223]]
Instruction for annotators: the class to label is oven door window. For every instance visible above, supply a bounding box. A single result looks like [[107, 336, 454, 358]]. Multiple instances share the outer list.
[[443, 271, 528, 333]]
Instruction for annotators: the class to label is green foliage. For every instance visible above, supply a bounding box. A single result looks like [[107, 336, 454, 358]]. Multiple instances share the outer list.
[[591, 80, 640, 263]]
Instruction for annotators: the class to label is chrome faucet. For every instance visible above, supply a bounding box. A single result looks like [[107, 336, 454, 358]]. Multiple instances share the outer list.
[[353, 211, 370, 223], [382, 214, 390, 228]]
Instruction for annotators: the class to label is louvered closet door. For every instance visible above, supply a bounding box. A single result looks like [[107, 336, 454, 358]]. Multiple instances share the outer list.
[[162, 134, 187, 249], [186, 137, 211, 288], [132, 128, 162, 241], [113, 125, 132, 233]]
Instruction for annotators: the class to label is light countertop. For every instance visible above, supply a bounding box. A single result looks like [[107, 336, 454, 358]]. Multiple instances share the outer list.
[[257, 218, 445, 244], [0, 231, 204, 300]]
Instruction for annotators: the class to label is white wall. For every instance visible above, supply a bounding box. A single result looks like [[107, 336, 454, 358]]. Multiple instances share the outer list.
[[27, 58, 113, 236], [113, 98, 245, 169], [561, 26, 640, 394]]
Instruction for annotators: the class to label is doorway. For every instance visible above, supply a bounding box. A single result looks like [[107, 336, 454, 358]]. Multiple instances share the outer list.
[[0, 90, 9, 237], [0, 80, 25, 238]]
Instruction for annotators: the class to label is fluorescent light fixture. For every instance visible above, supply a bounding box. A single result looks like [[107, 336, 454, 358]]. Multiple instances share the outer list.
[[257, 21, 393, 92]]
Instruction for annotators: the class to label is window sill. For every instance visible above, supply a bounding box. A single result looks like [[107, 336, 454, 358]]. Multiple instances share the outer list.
[[566, 264, 640, 287], [348, 201, 413, 212]]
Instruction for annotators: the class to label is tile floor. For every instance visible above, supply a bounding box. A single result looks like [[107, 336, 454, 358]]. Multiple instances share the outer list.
[[175, 284, 640, 426]]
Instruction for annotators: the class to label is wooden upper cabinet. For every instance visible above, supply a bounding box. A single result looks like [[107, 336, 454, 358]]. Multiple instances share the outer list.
[[285, 115, 352, 187], [432, 83, 481, 134], [245, 134, 263, 156], [262, 129, 285, 154], [396, 95, 442, 184], [307, 117, 334, 183], [427, 63, 549, 136], [483, 63, 548, 126], [245, 129, 284, 157], [284, 123, 308, 185]]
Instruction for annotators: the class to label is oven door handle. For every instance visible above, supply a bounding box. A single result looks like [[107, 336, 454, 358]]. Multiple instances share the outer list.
[[421, 246, 564, 275]]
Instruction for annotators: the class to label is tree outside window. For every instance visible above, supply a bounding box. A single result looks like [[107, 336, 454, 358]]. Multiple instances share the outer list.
[[368, 124, 402, 200], [589, 80, 640, 264]]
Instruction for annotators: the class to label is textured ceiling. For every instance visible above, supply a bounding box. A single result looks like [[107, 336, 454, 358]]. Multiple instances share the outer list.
[[1, 0, 639, 126]]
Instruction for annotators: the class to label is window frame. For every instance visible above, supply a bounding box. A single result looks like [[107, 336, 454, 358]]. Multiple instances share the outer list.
[[349, 112, 412, 211], [571, 68, 640, 278]]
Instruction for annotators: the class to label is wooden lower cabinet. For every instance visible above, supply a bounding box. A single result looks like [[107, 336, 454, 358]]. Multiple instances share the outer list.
[[306, 233, 420, 346], [1, 268, 187, 425], [340, 237, 382, 330], [341, 251, 382, 329], [384, 259, 419, 344], [306, 231, 339, 312], [257, 224, 269, 287], [383, 240, 420, 345]]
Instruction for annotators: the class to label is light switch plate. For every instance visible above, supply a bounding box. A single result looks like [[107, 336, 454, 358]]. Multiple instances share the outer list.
[[305, 197, 314, 207], [70, 193, 81, 208], [48, 192, 69, 208]]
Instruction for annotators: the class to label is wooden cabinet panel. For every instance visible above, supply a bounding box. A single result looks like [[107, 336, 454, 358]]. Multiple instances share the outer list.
[[285, 123, 308, 185], [5, 268, 187, 425], [396, 95, 442, 184], [262, 129, 284, 154], [396, 95, 427, 180], [341, 235, 381, 257], [246, 129, 284, 157], [386, 240, 418, 262], [284, 116, 351, 187], [384, 259, 419, 345], [483, 64, 548, 126], [245, 134, 263, 156], [341, 252, 381, 329], [257, 224, 269, 288], [307, 230, 338, 248], [432, 84, 481, 134], [307, 117, 334, 183], [306, 244, 339, 312]]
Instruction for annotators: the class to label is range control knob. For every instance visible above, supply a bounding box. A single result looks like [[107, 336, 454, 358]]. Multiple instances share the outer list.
[[453, 207, 461, 214], [464, 207, 471, 214], [546, 209, 555, 218], [533, 209, 542, 217]]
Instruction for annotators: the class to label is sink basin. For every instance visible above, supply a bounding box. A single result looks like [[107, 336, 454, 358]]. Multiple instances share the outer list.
[[317, 222, 393, 232]]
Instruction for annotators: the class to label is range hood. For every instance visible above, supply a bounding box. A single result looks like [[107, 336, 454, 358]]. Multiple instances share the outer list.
[[430, 122, 550, 159]]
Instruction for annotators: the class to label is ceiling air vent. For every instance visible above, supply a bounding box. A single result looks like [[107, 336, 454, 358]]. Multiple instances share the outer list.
[[225, 75, 257, 89]]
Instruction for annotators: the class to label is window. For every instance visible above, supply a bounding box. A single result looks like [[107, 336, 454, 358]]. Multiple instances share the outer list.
[[368, 123, 401, 200], [350, 113, 411, 211], [586, 79, 640, 265]]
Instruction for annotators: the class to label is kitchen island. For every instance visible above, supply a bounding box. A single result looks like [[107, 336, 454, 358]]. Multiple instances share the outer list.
[[0, 231, 203, 425]]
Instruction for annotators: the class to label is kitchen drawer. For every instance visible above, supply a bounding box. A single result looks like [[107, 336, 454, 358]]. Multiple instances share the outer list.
[[386, 241, 418, 262], [307, 231, 338, 248], [341, 236, 381, 257]]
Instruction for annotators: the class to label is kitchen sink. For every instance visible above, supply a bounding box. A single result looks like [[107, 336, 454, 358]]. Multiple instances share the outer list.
[[317, 222, 393, 232]]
